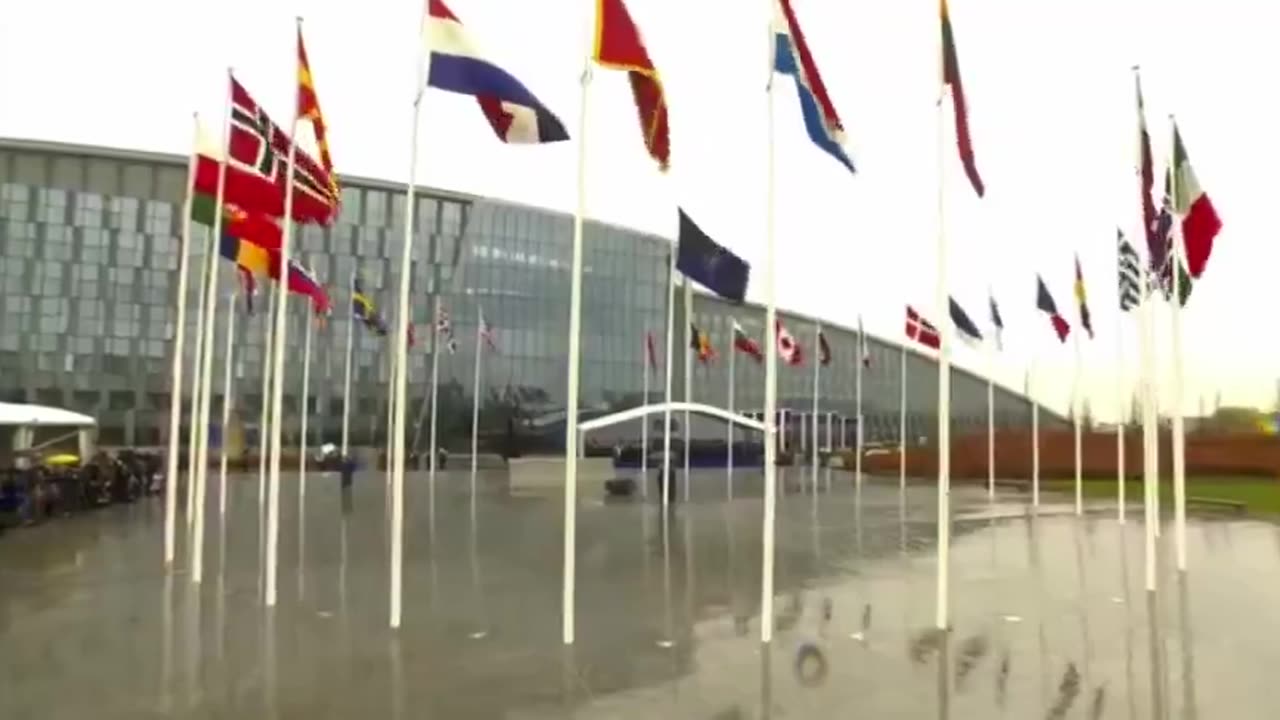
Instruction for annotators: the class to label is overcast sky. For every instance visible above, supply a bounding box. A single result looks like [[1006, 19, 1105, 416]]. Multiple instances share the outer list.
[[1, 0, 1273, 419]]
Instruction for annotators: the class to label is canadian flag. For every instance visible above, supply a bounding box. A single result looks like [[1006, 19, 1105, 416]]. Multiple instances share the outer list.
[[776, 320, 802, 366]]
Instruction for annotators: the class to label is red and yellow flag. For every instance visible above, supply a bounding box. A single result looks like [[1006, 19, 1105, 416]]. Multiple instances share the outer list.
[[593, 0, 670, 171], [297, 27, 339, 202]]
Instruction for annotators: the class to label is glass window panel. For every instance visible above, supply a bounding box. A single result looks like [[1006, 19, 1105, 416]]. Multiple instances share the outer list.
[[0, 182, 30, 220], [144, 201, 173, 235], [37, 187, 67, 224], [156, 166, 186, 205], [338, 187, 362, 224], [109, 196, 139, 230]]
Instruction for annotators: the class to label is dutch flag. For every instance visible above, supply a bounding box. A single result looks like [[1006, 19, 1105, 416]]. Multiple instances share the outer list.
[[423, 0, 569, 144]]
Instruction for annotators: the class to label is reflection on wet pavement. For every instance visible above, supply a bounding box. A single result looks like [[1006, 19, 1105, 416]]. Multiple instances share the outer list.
[[1, 466, 1277, 718]]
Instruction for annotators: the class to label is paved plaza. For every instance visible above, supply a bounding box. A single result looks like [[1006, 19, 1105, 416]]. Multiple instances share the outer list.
[[2, 467, 1277, 718]]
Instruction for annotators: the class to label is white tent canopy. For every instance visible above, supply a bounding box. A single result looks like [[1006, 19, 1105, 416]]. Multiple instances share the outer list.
[[0, 402, 96, 428]]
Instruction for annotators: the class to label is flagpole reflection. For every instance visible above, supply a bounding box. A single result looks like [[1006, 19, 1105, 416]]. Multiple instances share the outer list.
[[1177, 572, 1199, 719]]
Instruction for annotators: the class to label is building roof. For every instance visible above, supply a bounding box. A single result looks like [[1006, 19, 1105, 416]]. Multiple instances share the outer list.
[[0, 402, 97, 428]]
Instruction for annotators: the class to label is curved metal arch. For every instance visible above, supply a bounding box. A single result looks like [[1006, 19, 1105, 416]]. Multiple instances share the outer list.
[[577, 402, 771, 435]]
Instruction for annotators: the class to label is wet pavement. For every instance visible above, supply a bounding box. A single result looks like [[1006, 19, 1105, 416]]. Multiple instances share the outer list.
[[2, 466, 1279, 718]]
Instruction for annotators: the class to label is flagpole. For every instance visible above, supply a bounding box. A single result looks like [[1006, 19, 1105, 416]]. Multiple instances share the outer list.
[[1031, 361, 1040, 508], [258, 285, 275, 542], [811, 322, 821, 487], [855, 319, 864, 493], [389, 79, 424, 629], [1140, 273, 1157, 592], [759, 27, 780, 645], [726, 330, 735, 497], [264, 39, 304, 607], [428, 295, 442, 501], [340, 272, 355, 457], [165, 113, 200, 569], [682, 279, 693, 500], [641, 333, 650, 498], [934, 77, 952, 633], [298, 309, 313, 533], [217, 286, 238, 522], [1073, 333, 1083, 515], [987, 343, 995, 501], [1168, 114, 1188, 573], [658, 256, 676, 510], [192, 74, 233, 586], [187, 244, 210, 530], [385, 328, 397, 495], [899, 342, 907, 495], [561, 52, 592, 646], [1116, 288, 1127, 524], [470, 307, 484, 507]]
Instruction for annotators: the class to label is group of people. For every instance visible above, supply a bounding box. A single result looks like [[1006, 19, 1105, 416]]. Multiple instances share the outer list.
[[0, 450, 162, 529]]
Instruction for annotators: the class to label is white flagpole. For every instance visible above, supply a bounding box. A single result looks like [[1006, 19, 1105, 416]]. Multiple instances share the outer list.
[[428, 296, 442, 498], [298, 310, 313, 527], [1168, 114, 1188, 573], [385, 326, 397, 494], [217, 287, 238, 522], [811, 323, 821, 485], [899, 342, 907, 494], [839, 416, 847, 450], [470, 307, 484, 506], [1141, 276, 1157, 592], [683, 279, 693, 501], [641, 334, 650, 498], [661, 243, 676, 508], [1116, 292, 1127, 524], [855, 319, 864, 492], [265, 37, 304, 607], [986, 337, 995, 501], [1031, 362, 1040, 508], [187, 244, 210, 530], [561, 55, 592, 646], [390, 63, 425, 630], [1074, 334, 1083, 515], [934, 76, 953, 633], [340, 272, 355, 457], [759, 26, 781, 645], [191, 76, 233, 586], [258, 286, 275, 527], [165, 114, 200, 569], [726, 331, 735, 496]]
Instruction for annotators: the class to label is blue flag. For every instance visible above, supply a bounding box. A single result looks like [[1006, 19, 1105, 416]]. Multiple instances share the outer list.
[[676, 209, 750, 304]]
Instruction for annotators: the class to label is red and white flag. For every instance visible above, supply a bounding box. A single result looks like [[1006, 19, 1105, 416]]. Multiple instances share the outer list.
[[732, 320, 764, 362], [776, 320, 803, 366], [905, 305, 940, 350], [644, 331, 658, 369], [479, 310, 498, 352]]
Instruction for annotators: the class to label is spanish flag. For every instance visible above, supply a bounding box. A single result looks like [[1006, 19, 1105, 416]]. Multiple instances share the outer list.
[[297, 26, 339, 203], [593, 0, 670, 171]]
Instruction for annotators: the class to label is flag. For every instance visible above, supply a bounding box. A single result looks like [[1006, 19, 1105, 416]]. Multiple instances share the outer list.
[[1035, 275, 1070, 342], [273, 258, 330, 316], [193, 77, 340, 225], [676, 209, 750, 303], [424, 0, 569, 144], [1074, 254, 1094, 339], [1170, 123, 1221, 279], [905, 305, 941, 350], [352, 278, 389, 335], [940, 0, 983, 197], [190, 119, 284, 251], [732, 320, 764, 362], [296, 27, 339, 200], [771, 0, 854, 173], [776, 320, 802, 365], [219, 232, 272, 278], [988, 293, 1004, 350], [593, 0, 670, 170], [238, 266, 256, 315], [818, 330, 832, 366], [1117, 230, 1141, 312], [479, 310, 499, 352], [857, 316, 871, 368], [436, 305, 457, 353], [949, 297, 983, 345], [689, 322, 716, 363], [407, 322, 417, 349], [644, 331, 659, 369], [1134, 70, 1161, 273]]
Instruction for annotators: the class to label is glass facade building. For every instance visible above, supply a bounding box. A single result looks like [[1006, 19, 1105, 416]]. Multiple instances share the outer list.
[[0, 138, 1047, 451]]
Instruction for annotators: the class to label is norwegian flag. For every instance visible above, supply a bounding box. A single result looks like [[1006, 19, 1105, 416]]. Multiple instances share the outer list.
[[644, 331, 659, 369], [776, 320, 803, 366], [479, 310, 499, 353]]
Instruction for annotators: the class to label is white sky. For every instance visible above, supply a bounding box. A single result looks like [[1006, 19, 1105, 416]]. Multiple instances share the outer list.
[[1, 0, 1274, 419]]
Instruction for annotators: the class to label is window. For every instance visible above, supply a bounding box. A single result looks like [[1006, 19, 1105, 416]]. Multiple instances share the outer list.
[[43, 224, 73, 261], [81, 227, 109, 264], [365, 190, 387, 226], [77, 298, 104, 335], [38, 297, 68, 334], [121, 164, 152, 198], [1, 256, 27, 294], [111, 302, 142, 338], [109, 197, 139, 230], [116, 231, 144, 267], [144, 200, 173, 235], [37, 188, 67, 224], [151, 236, 179, 270], [142, 269, 169, 306], [1, 183, 30, 220], [86, 159, 119, 195], [109, 267, 135, 300], [74, 192, 104, 228], [338, 187, 361, 225], [33, 262, 63, 297]]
